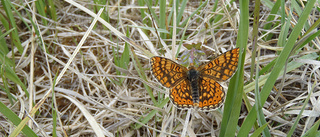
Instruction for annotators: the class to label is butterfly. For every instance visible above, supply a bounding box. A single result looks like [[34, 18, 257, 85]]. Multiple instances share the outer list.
[[150, 48, 239, 111]]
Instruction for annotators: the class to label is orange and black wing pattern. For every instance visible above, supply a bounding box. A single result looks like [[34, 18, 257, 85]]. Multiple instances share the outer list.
[[150, 56, 188, 88], [169, 79, 194, 109], [150, 48, 240, 111], [198, 77, 225, 110], [150, 57, 194, 109], [198, 48, 239, 81]]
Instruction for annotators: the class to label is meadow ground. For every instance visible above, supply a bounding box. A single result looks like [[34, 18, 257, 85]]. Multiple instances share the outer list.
[[1, 0, 320, 136]]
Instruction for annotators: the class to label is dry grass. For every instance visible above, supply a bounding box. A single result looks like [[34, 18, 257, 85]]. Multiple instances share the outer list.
[[1, 0, 320, 136]]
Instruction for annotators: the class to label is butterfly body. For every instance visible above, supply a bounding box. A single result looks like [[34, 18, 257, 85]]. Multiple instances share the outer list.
[[150, 48, 239, 111], [187, 67, 200, 107]]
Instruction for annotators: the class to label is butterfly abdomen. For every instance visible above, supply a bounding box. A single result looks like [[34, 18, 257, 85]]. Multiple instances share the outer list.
[[187, 68, 200, 105]]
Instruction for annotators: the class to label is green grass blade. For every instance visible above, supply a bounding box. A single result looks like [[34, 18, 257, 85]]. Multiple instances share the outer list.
[[93, 0, 108, 29], [255, 50, 271, 137], [138, 0, 147, 24], [0, 17, 11, 54], [245, 52, 318, 94], [249, 0, 260, 81], [240, 46, 319, 137], [0, 28, 15, 67], [261, 0, 275, 9], [0, 65, 16, 104], [239, 0, 317, 135], [1, 0, 23, 54], [47, 0, 57, 21], [51, 73, 58, 137], [130, 45, 156, 104], [250, 123, 269, 137], [287, 82, 314, 137], [0, 101, 37, 136], [304, 17, 320, 35], [262, 0, 281, 40], [176, 0, 188, 25], [296, 29, 320, 50], [159, 0, 166, 38], [277, 16, 291, 48], [2, 65, 28, 97], [35, 0, 48, 26], [134, 98, 169, 129], [301, 119, 320, 137], [220, 0, 248, 136], [179, 0, 208, 28], [144, 0, 159, 25], [260, 0, 316, 109]]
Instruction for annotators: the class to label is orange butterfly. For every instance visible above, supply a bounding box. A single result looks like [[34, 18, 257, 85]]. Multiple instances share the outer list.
[[150, 48, 239, 111]]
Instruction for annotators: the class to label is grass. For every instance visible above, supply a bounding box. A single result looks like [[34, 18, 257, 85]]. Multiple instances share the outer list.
[[1, 0, 320, 136]]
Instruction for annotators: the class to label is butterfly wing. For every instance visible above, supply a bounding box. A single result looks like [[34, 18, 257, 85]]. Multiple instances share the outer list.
[[198, 48, 239, 81], [150, 56, 194, 109], [150, 56, 188, 88], [170, 79, 194, 109], [198, 77, 225, 110]]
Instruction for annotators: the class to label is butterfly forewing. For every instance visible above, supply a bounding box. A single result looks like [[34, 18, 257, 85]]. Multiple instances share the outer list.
[[150, 56, 188, 88], [198, 48, 239, 81]]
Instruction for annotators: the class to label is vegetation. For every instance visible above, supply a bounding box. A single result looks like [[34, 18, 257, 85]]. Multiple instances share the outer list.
[[0, 0, 319, 136]]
